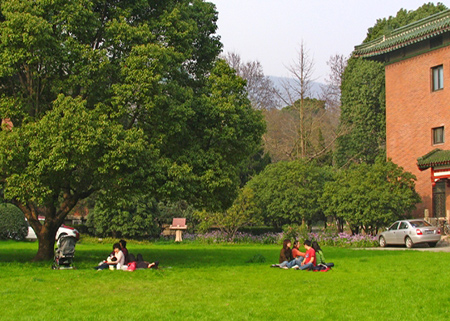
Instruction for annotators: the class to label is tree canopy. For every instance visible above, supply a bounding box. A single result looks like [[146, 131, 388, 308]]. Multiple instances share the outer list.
[[321, 158, 421, 235], [364, 3, 448, 42], [247, 159, 332, 228], [334, 58, 385, 167], [0, 0, 265, 260]]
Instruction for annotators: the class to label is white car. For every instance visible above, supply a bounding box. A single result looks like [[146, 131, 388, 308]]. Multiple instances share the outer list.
[[26, 217, 80, 241], [379, 219, 441, 248]]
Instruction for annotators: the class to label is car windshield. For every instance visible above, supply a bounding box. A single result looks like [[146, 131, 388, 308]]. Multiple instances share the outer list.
[[409, 220, 431, 228]]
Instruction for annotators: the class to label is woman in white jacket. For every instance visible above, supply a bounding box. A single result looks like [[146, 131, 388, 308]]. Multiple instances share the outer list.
[[94, 243, 125, 270]]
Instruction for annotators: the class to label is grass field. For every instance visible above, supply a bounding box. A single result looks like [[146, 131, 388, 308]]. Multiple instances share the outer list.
[[1, 239, 450, 320]]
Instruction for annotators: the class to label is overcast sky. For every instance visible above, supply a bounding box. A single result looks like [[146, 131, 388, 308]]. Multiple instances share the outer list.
[[210, 0, 450, 82]]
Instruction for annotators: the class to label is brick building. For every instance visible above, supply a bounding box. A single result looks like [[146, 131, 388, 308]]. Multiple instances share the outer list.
[[354, 10, 450, 218]]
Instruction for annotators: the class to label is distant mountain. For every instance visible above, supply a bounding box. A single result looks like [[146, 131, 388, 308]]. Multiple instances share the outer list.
[[269, 76, 324, 99]]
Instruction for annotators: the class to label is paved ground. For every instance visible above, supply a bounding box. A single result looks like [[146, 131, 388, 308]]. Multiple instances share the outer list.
[[358, 236, 450, 252]]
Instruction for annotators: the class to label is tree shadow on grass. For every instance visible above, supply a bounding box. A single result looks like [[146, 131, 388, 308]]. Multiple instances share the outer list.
[[0, 241, 40, 264], [0, 242, 277, 269], [81, 246, 412, 270], [79, 247, 277, 270], [0, 241, 415, 270]]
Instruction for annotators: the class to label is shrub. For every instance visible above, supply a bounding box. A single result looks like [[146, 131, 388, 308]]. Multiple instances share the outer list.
[[246, 254, 266, 263], [181, 231, 283, 244], [308, 231, 378, 247], [194, 187, 262, 240], [0, 204, 28, 240], [247, 160, 332, 228], [282, 224, 309, 243], [238, 226, 281, 235], [178, 230, 377, 247]]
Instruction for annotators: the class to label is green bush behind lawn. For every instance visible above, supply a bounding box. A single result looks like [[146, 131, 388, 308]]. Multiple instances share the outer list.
[[0, 240, 449, 320]]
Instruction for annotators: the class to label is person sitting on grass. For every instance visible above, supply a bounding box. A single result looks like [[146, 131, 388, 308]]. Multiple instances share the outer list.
[[286, 240, 305, 268], [310, 241, 335, 271], [271, 239, 292, 269], [119, 239, 129, 264], [94, 243, 125, 270], [293, 240, 315, 270], [312, 241, 325, 266]]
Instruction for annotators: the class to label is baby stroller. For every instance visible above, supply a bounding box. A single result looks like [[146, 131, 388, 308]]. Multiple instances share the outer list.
[[52, 235, 77, 270]]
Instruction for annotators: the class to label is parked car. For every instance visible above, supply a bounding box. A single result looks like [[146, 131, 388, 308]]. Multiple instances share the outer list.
[[26, 217, 80, 241], [379, 219, 441, 248]]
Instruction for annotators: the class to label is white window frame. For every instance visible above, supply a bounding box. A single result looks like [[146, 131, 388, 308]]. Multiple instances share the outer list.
[[433, 126, 444, 145], [432, 65, 444, 91]]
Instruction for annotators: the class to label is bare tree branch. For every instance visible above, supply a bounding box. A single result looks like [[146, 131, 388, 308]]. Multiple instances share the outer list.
[[223, 52, 280, 110]]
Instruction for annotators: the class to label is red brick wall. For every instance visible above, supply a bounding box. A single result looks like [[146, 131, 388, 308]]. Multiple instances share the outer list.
[[385, 45, 450, 217]]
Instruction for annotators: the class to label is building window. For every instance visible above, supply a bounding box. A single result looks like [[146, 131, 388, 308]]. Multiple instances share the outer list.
[[433, 126, 444, 144], [432, 65, 444, 91]]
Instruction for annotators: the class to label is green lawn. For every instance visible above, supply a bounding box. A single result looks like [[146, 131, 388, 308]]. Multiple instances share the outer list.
[[1, 240, 449, 320]]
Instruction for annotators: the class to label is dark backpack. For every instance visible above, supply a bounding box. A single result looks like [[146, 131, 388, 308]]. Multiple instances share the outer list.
[[312, 262, 334, 272]]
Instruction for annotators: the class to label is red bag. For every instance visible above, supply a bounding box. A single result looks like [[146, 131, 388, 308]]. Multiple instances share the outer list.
[[127, 262, 136, 271]]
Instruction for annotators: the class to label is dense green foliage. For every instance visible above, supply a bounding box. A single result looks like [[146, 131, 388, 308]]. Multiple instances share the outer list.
[[321, 159, 421, 235], [86, 196, 159, 238], [0, 204, 27, 240], [2, 241, 450, 320], [181, 229, 378, 247], [0, 0, 265, 260], [238, 147, 271, 187], [247, 160, 332, 228], [195, 186, 262, 238], [87, 199, 196, 238], [334, 58, 386, 167], [154, 200, 197, 231], [364, 3, 448, 42], [335, 3, 448, 168]]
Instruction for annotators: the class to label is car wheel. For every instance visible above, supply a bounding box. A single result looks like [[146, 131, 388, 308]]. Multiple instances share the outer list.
[[405, 236, 414, 249], [379, 236, 386, 248], [428, 242, 437, 248]]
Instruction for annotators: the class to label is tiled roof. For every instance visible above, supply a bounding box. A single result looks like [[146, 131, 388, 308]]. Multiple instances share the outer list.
[[417, 149, 450, 170], [354, 9, 450, 58]]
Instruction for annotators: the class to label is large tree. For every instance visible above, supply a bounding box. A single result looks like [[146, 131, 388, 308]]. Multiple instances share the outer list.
[[0, 0, 264, 260], [321, 158, 421, 235]]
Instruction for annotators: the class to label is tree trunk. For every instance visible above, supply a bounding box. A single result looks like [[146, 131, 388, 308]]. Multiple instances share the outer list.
[[33, 226, 57, 261], [14, 194, 79, 261]]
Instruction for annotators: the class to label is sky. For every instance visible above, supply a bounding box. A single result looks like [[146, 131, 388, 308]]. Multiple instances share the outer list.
[[209, 0, 450, 83]]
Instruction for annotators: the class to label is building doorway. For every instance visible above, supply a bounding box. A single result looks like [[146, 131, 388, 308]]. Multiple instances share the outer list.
[[433, 180, 446, 218]]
